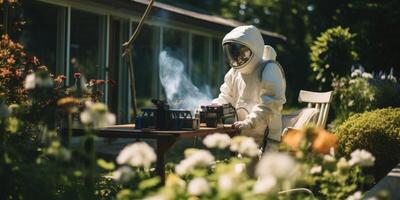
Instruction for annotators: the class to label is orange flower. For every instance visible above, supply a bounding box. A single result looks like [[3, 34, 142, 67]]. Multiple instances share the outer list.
[[0, 68, 12, 77], [312, 128, 337, 154], [57, 97, 81, 113], [54, 75, 66, 85], [282, 128, 305, 150], [283, 127, 338, 154], [7, 56, 15, 64]]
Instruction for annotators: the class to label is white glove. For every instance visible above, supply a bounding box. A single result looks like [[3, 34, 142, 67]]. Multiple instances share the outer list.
[[233, 120, 253, 130]]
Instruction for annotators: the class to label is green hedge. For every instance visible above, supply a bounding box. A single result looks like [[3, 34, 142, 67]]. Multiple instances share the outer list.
[[336, 108, 400, 180]]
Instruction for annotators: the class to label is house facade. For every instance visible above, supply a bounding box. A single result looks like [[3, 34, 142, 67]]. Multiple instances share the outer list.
[[15, 0, 285, 123]]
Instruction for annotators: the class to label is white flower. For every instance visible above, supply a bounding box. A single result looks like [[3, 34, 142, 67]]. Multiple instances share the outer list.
[[230, 136, 259, 157], [348, 149, 375, 167], [310, 165, 322, 174], [253, 176, 277, 194], [187, 178, 210, 196], [346, 191, 362, 200], [24, 74, 36, 89], [361, 72, 373, 79], [143, 194, 168, 200], [218, 174, 235, 192], [203, 133, 231, 149], [112, 166, 135, 182], [116, 142, 157, 168], [175, 149, 214, 175], [256, 152, 297, 179], [24, 73, 54, 90], [80, 101, 116, 127], [351, 69, 362, 78]]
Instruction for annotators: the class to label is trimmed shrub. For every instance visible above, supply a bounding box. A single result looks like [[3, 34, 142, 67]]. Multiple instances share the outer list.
[[336, 108, 400, 180], [310, 26, 358, 89]]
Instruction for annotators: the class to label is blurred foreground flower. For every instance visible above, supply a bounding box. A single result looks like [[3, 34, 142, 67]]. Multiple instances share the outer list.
[[80, 101, 115, 127], [253, 176, 277, 194], [203, 133, 231, 149], [175, 149, 214, 176], [24, 73, 53, 90], [57, 97, 80, 113], [230, 136, 259, 157], [346, 191, 362, 200], [256, 152, 297, 180], [116, 142, 156, 168], [112, 166, 135, 183], [188, 177, 210, 196], [282, 127, 337, 154]]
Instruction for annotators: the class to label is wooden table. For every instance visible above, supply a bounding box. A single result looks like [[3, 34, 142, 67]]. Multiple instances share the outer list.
[[70, 124, 239, 183]]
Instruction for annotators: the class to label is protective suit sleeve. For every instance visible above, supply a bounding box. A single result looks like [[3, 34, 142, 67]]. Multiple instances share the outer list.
[[244, 62, 286, 127], [211, 69, 235, 105]]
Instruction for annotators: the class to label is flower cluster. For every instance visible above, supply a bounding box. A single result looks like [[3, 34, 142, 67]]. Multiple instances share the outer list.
[[24, 73, 54, 90], [203, 132, 231, 149], [116, 142, 156, 168], [230, 136, 260, 157], [175, 149, 215, 175], [332, 65, 400, 126], [80, 101, 116, 128], [348, 149, 375, 167]]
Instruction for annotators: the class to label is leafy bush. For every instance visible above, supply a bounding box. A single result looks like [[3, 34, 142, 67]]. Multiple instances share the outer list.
[[331, 67, 400, 126], [336, 108, 400, 180], [310, 26, 358, 89]]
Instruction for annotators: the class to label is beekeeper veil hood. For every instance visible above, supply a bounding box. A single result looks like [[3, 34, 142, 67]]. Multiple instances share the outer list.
[[222, 25, 264, 74]]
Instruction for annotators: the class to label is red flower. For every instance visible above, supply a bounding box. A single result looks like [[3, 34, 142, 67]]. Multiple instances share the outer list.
[[74, 73, 81, 79]]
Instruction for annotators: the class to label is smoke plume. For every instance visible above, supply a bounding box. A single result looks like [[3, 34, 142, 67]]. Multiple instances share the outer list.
[[159, 50, 212, 112]]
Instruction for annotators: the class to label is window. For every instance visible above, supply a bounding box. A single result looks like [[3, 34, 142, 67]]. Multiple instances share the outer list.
[[191, 34, 210, 88], [69, 9, 104, 82], [210, 37, 225, 96], [132, 24, 160, 107], [162, 28, 188, 71], [108, 17, 130, 123], [16, 1, 61, 74]]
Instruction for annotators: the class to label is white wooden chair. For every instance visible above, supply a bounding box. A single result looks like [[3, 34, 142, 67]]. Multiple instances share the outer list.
[[277, 90, 333, 198], [298, 90, 333, 128], [282, 90, 333, 135]]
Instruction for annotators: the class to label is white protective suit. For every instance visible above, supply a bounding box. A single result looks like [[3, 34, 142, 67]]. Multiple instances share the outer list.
[[212, 25, 286, 144]]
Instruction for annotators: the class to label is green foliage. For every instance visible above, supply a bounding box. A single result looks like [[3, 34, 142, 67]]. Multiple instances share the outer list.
[[310, 26, 358, 89], [336, 108, 400, 180], [331, 68, 400, 126]]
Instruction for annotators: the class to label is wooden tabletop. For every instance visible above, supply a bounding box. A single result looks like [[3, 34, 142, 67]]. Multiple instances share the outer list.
[[71, 124, 239, 139]]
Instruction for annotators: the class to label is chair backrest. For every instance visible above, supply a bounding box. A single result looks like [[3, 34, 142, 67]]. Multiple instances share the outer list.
[[298, 90, 333, 128]]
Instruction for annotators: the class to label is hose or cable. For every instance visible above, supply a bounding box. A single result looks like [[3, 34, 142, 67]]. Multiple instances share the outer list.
[[278, 188, 315, 198]]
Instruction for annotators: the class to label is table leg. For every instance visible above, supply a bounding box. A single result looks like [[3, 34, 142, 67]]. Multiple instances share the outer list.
[[156, 137, 177, 184]]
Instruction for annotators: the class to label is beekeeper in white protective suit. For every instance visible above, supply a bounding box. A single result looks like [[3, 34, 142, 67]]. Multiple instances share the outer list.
[[212, 25, 286, 151]]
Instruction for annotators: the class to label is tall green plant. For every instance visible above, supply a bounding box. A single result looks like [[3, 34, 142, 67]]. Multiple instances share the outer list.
[[310, 26, 358, 89]]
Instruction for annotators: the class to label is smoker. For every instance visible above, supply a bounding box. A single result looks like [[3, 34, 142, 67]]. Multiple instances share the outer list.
[[198, 103, 236, 127], [135, 99, 200, 130]]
